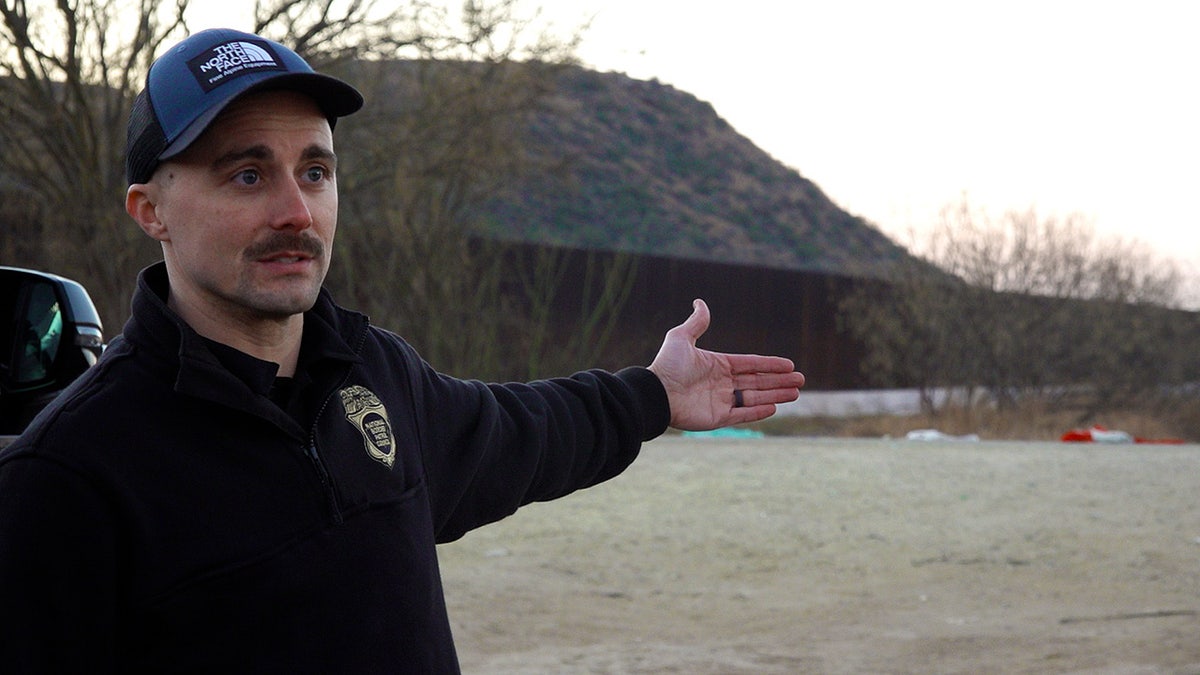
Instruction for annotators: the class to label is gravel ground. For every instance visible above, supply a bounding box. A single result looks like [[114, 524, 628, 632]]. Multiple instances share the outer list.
[[438, 436, 1200, 674]]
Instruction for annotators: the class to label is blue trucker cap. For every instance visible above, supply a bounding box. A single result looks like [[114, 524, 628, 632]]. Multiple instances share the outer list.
[[125, 28, 363, 184]]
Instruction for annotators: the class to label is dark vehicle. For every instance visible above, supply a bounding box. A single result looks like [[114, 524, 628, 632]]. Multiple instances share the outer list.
[[0, 267, 104, 447]]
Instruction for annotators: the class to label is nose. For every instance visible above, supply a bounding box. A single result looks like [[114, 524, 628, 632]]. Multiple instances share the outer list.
[[270, 177, 314, 231]]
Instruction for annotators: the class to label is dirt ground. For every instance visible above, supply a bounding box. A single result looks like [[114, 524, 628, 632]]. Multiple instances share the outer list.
[[436, 436, 1200, 674]]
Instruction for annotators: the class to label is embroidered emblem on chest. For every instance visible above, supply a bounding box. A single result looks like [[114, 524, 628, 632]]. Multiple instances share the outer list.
[[339, 385, 395, 468]]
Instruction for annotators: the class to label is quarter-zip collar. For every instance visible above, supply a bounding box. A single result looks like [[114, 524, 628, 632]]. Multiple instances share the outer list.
[[121, 262, 368, 435]]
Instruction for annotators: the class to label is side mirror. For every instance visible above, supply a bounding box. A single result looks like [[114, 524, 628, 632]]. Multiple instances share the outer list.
[[0, 267, 104, 435]]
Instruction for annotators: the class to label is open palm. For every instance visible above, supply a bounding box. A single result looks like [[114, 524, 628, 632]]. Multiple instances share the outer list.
[[648, 299, 806, 431]]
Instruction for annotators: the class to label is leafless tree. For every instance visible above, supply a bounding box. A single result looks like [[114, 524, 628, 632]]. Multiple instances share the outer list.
[[0, 0, 187, 326], [2, 0, 635, 378], [325, 4, 636, 380], [512, 243, 638, 379], [840, 196, 1198, 419]]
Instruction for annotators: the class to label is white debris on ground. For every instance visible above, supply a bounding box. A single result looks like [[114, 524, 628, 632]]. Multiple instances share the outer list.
[[904, 429, 981, 442]]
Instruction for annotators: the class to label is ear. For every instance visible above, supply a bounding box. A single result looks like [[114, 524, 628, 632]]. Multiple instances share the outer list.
[[126, 182, 169, 242]]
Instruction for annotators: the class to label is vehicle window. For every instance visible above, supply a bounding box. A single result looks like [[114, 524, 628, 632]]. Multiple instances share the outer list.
[[12, 281, 62, 385]]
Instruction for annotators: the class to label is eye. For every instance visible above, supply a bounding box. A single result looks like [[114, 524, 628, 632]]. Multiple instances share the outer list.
[[234, 169, 260, 186], [304, 166, 329, 183]]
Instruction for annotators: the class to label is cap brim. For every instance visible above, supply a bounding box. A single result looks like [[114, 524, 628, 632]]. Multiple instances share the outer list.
[[160, 72, 363, 160]]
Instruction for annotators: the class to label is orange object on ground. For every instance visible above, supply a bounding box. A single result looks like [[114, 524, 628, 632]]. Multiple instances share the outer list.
[[1060, 425, 1185, 444]]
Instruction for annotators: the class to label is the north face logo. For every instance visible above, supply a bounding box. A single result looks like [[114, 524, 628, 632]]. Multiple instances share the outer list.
[[187, 39, 285, 92]]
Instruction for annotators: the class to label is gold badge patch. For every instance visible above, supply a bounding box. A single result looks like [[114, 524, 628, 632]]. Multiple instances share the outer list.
[[339, 385, 395, 468]]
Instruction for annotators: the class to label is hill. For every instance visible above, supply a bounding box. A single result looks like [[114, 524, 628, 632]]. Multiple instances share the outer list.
[[473, 67, 911, 275]]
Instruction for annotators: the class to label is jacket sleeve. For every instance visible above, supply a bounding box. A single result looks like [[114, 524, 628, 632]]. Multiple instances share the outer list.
[[0, 453, 121, 673], [408, 356, 671, 543]]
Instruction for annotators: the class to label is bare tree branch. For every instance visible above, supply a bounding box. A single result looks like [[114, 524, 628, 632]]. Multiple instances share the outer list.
[[3, 0, 627, 380], [839, 195, 1198, 419]]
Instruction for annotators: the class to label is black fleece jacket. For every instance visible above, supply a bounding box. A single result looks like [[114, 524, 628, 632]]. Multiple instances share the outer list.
[[0, 262, 670, 673]]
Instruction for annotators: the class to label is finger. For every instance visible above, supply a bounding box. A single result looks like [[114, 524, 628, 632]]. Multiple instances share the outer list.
[[726, 353, 797, 375], [732, 386, 801, 410], [724, 403, 781, 426], [735, 370, 806, 393]]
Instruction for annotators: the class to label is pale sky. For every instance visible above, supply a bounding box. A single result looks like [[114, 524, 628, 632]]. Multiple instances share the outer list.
[[562, 1, 1200, 267], [190, 1, 1200, 272]]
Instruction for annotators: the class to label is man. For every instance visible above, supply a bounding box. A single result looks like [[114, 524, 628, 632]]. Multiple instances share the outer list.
[[0, 29, 804, 673]]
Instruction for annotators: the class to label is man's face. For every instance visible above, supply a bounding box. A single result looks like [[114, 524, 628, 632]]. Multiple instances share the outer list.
[[136, 89, 339, 326]]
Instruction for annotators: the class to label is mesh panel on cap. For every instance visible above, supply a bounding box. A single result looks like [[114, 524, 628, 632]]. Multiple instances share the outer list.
[[125, 90, 168, 185]]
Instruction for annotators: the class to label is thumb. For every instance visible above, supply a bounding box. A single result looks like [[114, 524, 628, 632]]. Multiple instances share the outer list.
[[674, 298, 710, 344]]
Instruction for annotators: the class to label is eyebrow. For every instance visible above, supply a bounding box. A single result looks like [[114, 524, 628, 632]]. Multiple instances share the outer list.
[[211, 144, 270, 171], [210, 144, 337, 171], [302, 145, 338, 169]]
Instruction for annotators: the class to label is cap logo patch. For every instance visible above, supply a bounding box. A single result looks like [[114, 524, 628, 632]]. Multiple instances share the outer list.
[[187, 39, 286, 93]]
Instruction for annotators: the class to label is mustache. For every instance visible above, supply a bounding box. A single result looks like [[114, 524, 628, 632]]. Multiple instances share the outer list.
[[244, 232, 325, 261]]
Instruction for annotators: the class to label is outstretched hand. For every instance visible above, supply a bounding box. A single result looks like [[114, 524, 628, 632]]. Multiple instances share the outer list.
[[647, 299, 806, 431]]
